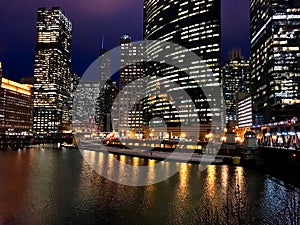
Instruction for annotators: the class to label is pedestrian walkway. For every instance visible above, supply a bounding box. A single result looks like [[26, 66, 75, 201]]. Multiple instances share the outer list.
[[79, 140, 230, 164]]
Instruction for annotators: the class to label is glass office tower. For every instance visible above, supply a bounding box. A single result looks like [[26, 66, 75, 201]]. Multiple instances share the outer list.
[[222, 50, 250, 123], [251, 0, 300, 124], [33, 7, 72, 137], [116, 34, 145, 138], [143, 0, 222, 139]]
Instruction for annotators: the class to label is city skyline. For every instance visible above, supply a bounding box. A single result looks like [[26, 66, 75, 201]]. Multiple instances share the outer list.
[[0, 2, 300, 224], [0, 0, 250, 82]]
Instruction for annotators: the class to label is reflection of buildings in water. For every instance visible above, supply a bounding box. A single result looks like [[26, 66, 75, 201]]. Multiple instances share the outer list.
[[178, 163, 190, 197], [262, 177, 289, 217], [118, 155, 126, 183], [143, 181, 156, 210], [165, 162, 191, 222], [206, 165, 217, 198], [96, 152, 105, 176], [234, 166, 244, 191], [0, 150, 33, 222], [221, 165, 229, 192], [130, 157, 140, 185], [162, 161, 171, 181], [132, 157, 139, 167], [146, 159, 156, 185]]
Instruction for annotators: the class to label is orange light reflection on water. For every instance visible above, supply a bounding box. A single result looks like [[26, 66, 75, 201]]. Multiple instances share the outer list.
[[221, 166, 229, 192], [206, 165, 216, 198]]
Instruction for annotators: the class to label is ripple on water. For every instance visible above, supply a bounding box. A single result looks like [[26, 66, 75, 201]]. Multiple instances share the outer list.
[[0, 148, 299, 224]]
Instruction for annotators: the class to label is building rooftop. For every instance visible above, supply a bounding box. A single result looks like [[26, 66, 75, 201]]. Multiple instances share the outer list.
[[1, 78, 32, 95]]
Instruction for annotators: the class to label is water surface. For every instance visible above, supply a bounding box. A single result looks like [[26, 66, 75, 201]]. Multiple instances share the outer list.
[[0, 146, 299, 224]]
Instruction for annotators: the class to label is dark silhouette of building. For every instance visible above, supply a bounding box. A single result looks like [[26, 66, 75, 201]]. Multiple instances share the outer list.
[[96, 79, 118, 132], [94, 38, 119, 133], [20, 76, 36, 85]]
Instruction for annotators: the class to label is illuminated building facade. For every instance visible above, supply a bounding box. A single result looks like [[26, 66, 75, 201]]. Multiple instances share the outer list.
[[72, 81, 99, 135], [222, 50, 250, 123], [0, 62, 4, 129], [0, 65, 33, 134], [251, 0, 300, 125], [237, 93, 253, 128], [33, 7, 72, 137], [116, 34, 144, 138], [143, 0, 222, 138]]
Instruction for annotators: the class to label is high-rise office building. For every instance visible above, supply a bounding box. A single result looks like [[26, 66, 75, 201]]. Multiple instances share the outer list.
[[115, 34, 144, 138], [222, 49, 250, 123], [96, 79, 118, 132], [0, 63, 33, 135], [143, 0, 222, 139], [95, 40, 116, 132], [251, 0, 300, 125], [0, 78, 33, 134], [0, 62, 4, 130], [72, 81, 99, 136], [33, 7, 72, 137]]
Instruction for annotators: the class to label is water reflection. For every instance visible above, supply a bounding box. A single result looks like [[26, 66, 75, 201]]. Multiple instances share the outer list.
[[0, 148, 299, 224], [235, 166, 244, 190], [0, 149, 33, 224], [206, 165, 216, 198], [221, 165, 228, 191]]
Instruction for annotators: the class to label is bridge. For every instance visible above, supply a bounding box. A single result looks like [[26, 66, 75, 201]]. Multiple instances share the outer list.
[[252, 119, 300, 149]]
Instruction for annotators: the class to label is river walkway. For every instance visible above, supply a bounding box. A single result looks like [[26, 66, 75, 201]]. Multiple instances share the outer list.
[[78, 140, 233, 164]]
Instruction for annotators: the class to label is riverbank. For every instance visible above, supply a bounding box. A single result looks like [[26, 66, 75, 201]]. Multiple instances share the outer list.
[[78, 142, 235, 165]]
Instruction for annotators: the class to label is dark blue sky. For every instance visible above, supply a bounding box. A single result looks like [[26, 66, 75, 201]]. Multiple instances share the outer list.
[[0, 0, 250, 81]]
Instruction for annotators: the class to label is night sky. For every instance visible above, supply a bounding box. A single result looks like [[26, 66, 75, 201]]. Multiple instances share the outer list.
[[0, 0, 250, 82]]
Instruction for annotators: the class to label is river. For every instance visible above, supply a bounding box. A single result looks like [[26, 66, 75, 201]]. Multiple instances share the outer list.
[[0, 146, 299, 225]]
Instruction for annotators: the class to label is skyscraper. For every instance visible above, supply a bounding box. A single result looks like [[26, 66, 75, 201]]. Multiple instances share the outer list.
[[95, 39, 116, 132], [251, 0, 300, 125], [96, 79, 118, 132], [115, 34, 145, 138], [143, 0, 222, 139], [0, 62, 4, 130], [71, 81, 99, 136], [33, 7, 72, 138], [222, 49, 250, 123]]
